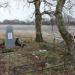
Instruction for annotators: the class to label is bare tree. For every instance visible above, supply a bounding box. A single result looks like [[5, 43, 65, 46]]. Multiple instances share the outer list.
[[54, 0, 75, 63], [41, 0, 75, 63], [17, 0, 75, 63], [27, 0, 55, 42], [27, 0, 43, 42], [34, 0, 43, 42]]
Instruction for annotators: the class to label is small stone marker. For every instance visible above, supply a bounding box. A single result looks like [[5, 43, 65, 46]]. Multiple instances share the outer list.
[[5, 25, 15, 48]]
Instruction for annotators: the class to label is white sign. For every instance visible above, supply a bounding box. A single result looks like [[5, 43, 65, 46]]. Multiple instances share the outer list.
[[8, 33, 13, 39]]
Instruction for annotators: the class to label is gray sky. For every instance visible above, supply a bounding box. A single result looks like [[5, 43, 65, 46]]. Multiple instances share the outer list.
[[0, 0, 35, 21], [0, 0, 75, 22]]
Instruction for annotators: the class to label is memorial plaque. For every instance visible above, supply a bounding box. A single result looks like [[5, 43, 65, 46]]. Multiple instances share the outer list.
[[5, 25, 15, 48]]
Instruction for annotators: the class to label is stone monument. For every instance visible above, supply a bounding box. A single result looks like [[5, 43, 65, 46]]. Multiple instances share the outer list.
[[5, 25, 15, 48]]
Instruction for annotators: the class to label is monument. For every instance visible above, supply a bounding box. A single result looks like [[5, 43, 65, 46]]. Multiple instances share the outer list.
[[5, 25, 15, 48]]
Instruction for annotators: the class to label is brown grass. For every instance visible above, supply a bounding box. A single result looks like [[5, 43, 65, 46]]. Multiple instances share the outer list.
[[0, 32, 74, 75]]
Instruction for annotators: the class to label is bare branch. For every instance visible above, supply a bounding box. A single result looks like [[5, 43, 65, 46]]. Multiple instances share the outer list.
[[30, 12, 35, 18], [43, 0, 54, 6], [64, 0, 75, 14], [41, 11, 54, 17], [27, 0, 34, 3], [0, 2, 9, 8]]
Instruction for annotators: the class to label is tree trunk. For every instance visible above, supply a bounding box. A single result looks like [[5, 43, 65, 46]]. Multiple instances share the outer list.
[[34, 0, 43, 42], [55, 0, 75, 63]]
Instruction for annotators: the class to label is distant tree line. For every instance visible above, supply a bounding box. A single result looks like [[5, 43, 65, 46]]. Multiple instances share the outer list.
[[0, 19, 34, 25], [0, 18, 75, 25]]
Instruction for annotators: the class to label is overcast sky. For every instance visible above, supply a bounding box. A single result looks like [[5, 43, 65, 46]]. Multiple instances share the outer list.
[[0, 0, 35, 22], [0, 0, 75, 22]]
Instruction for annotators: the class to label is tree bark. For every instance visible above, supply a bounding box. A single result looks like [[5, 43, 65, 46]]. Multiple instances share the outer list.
[[55, 0, 75, 63], [34, 0, 43, 42]]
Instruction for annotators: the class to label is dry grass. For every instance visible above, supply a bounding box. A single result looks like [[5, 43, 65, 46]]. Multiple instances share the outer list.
[[0, 32, 74, 75]]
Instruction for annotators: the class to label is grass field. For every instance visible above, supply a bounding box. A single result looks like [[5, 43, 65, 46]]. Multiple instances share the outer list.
[[0, 31, 74, 75]]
